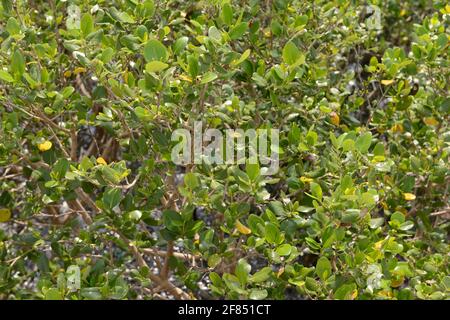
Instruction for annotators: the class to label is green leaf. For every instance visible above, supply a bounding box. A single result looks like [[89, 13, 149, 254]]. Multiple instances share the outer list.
[[264, 222, 280, 244], [249, 267, 272, 283], [208, 254, 222, 268], [231, 49, 251, 66], [81, 13, 94, 37], [355, 132, 372, 154], [200, 72, 218, 84], [235, 258, 251, 285], [11, 50, 25, 76], [142, 0, 155, 18], [245, 162, 260, 181], [334, 283, 357, 300], [208, 26, 222, 42], [80, 287, 102, 300], [310, 182, 323, 201], [44, 288, 63, 300], [187, 55, 199, 78], [276, 244, 292, 256], [342, 209, 360, 223], [173, 36, 188, 55], [61, 86, 75, 98], [221, 2, 233, 26], [229, 22, 248, 40], [163, 210, 183, 231], [109, 8, 135, 23], [102, 187, 122, 210], [369, 217, 384, 229], [184, 172, 199, 189], [101, 47, 114, 63], [0, 70, 14, 82], [282, 41, 303, 66], [128, 210, 142, 221], [6, 17, 20, 35], [145, 61, 169, 73], [143, 39, 168, 62], [316, 256, 332, 281], [249, 289, 268, 300]]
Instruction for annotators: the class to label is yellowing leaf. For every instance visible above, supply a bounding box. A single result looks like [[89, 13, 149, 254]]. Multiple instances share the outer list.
[[396, 206, 408, 214], [96, 157, 107, 165], [277, 267, 285, 278], [391, 123, 404, 133], [179, 74, 192, 82], [235, 219, 251, 235], [423, 117, 439, 126], [300, 176, 313, 183], [38, 140, 52, 152], [330, 112, 340, 126], [0, 208, 11, 223], [391, 277, 404, 288], [381, 79, 394, 86], [73, 67, 86, 75], [446, 4, 450, 14], [378, 290, 393, 298], [374, 240, 384, 250], [63, 70, 72, 78], [231, 49, 251, 66], [403, 193, 416, 201]]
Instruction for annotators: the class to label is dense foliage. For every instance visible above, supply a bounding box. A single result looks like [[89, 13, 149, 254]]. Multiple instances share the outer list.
[[0, 0, 449, 300]]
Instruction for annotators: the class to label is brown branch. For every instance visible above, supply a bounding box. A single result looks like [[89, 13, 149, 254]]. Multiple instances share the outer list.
[[141, 248, 199, 261], [75, 188, 100, 214], [430, 208, 450, 217], [76, 74, 92, 98], [161, 240, 174, 280], [115, 230, 192, 300], [70, 129, 78, 161]]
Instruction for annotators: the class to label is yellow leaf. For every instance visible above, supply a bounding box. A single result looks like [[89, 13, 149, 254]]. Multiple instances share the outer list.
[[300, 176, 313, 183], [38, 140, 52, 152], [391, 123, 404, 133], [0, 208, 11, 223], [96, 157, 107, 165], [194, 233, 200, 244], [63, 70, 72, 78], [403, 193, 416, 201], [330, 112, 340, 126], [378, 290, 393, 298], [396, 206, 408, 214], [73, 67, 86, 75], [235, 219, 251, 235], [423, 117, 439, 126], [277, 267, 285, 278], [446, 4, 450, 14], [374, 240, 384, 250], [391, 277, 404, 288], [381, 79, 394, 86], [179, 74, 192, 82], [231, 49, 251, 66]]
